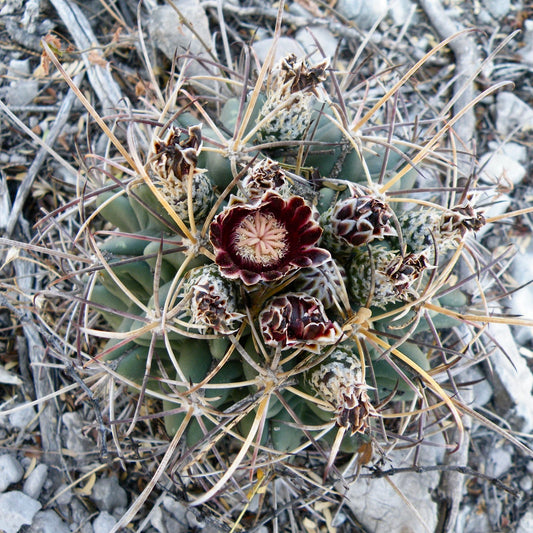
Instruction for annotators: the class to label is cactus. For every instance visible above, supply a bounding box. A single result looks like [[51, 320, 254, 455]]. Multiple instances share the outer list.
[[35, 27, 530, 529]]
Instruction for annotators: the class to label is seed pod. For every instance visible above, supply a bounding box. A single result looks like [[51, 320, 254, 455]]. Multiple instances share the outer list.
[[183, 264, 244, 334], [349, 246, 429, 308], [151, 124, 214, 222], [308, 345, 376, 434], [257, 54, 328, 143]]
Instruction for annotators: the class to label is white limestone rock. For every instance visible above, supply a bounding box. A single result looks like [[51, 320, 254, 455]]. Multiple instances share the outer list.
[[336, 0, 389, 30], [0, 454, 24, 492], [496, 92, 533, 134], [343, 444, 442, 533], [0, 491, 41, 533]]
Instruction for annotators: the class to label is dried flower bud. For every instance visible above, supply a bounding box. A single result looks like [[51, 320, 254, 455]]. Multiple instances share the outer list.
[[259, 293, 342, 353], [183, 264, 244, 334], [152, 124, 202, 180], [308, 345, 376, 434], [440, 202, 486, 240], [240, 159, 292, 201], [210, 192, 330, 286], [257, 54, 328, 143], [385, 253, 430, 295], [349, 246, 428, 308], [400, 202, 485, 259], [151, 125, 214, 221]]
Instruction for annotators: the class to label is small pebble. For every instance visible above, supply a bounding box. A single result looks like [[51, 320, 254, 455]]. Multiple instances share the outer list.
[[487, 141, 527, 164], [147, 0, 212, 84], [516, 509, 533, 533], [486, 0, 510, 19], [0, 490, 41, 533], [6, 59, 38, 107], [518, 20, 533, 65], [27, 510, 71, 533], [519, 475, 532, 492], [91, 476, 127, 512], [0, 454, 24, 492], [149, 506, 166, 533], [8, 404, 36, 430], [390, 0, 416, 26], [23, 464, 48, 500], [70, 498, 93, 533], [456, 504, 491, 533], [62, 411, 94, 457], [93, 511, 117, 533], [336, 0, 389, 30], [295, 26, 338, 60], [252, 37, 305, 64], [53, 483, 73, 506], [162, 495, 187, 521], [464, 367, 493, 409], [486, 446, 513, 479], [496, 92, 533, 134], [478, 152, 526, 186]]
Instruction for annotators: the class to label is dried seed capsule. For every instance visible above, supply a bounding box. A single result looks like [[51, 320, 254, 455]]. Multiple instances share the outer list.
[[257, 54, 328, 143], [151, 124, 214, 222], [308, 345, 376, 434], [439, 202, 486, 241], [240, 159, 292, 202], [259, 292, 342, 353], [349, 246, 429, 308], [183, 264, 244, 334]]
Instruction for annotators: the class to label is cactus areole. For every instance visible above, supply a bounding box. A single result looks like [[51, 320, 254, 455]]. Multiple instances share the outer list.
[[209, 192, 330, 285]]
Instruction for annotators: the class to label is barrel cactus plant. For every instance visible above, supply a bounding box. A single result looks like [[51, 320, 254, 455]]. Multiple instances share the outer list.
[[37, 27, 522, 528]]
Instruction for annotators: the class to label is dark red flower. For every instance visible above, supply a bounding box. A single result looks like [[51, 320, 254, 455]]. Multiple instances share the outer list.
[[259, 293, 342, 353], [210, 192, 330, 285]]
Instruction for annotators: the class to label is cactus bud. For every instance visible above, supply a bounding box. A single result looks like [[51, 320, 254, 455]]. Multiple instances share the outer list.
[[349, 246, 429, 308], [259, 292, 342, 353]]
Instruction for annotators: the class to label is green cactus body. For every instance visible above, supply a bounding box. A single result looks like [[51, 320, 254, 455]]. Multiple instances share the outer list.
[[369, 342, 430, 402], [270, 395, 307, 452], [96, 191, 141, 233]]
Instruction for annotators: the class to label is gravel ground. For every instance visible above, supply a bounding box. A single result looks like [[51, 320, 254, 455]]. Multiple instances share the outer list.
[[1, 1, 533, 532]]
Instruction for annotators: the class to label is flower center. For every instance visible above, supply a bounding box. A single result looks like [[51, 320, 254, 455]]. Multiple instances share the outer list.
[[235, 212, 288, 265]]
